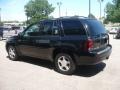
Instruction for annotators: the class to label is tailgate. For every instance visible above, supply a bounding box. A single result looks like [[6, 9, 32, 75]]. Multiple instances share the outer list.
[[92, 33, 109, 50]]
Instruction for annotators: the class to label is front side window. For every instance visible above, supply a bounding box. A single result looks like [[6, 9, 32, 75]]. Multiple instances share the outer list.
[[42, 21, 53, 35], [41, 20, 59, 36], [62, 19, 86, 35], [23, 24, 40, 37]]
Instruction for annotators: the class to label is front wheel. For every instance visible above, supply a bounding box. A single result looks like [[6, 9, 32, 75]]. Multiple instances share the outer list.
[[55, 53, 76, 75], [7, 46, 19, 61]]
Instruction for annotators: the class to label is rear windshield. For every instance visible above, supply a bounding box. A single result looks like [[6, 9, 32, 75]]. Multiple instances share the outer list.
[[86, 20, 106, 35]]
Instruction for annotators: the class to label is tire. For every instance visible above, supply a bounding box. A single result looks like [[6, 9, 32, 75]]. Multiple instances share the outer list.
[[55, 53, 76, 75], [7, 46, 19, 61]]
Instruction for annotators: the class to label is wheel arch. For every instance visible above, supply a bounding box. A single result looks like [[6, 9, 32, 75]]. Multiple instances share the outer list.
[[6, 43, 16, 51], [6, 42, 22, 56], [52, 47, 77, 64]]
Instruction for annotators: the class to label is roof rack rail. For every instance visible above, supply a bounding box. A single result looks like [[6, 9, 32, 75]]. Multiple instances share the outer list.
[[59, 16, 72, 18], [59, 16, 88, 19], [73, 16, 88, 18]]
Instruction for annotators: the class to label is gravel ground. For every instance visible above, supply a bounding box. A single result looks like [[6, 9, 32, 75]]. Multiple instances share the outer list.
[[0, 34, 120, 90]]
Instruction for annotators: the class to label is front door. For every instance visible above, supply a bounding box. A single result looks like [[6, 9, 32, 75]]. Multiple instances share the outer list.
[[18, 23, 40, 57], [30, 20, 60, 60], [18, 20, 60, 60]]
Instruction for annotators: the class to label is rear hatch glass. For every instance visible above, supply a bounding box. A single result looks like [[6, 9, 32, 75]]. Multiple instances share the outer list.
[[86, 19, 106, 35], [86, 19, 109, 50]]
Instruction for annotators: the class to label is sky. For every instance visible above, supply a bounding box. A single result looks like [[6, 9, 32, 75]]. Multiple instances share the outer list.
[[0, 0, 112, 21]]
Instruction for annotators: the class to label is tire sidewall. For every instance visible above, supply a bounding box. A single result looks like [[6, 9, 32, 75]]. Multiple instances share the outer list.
[[55, 53, 76, 75], [8, 46, 18, 61]]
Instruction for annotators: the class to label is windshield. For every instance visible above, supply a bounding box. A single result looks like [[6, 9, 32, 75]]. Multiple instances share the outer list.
[[86, 19, 106, 35]]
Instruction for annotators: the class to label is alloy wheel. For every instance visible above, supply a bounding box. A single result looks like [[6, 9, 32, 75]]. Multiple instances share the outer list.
[[57, 56, 71, 71], [8, 46, 16, 60]]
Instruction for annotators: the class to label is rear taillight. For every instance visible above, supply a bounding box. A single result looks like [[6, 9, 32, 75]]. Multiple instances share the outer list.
[[84, 39, 94, 51]]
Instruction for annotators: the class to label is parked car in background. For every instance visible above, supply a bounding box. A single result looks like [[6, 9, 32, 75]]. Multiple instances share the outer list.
[[115, 28, 120, 39], [3, 27, 12, 39], [0, 26, 11, 40], [11, 26, 25, 33], [109, 27, 119, 34], [6, 16, 112, 75], [0, 26, 25, 40]]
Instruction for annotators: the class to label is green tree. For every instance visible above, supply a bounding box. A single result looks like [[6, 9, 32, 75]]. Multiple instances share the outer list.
[[88, 13, 96, 19], [25, 0, 55, 24], [105, 0, 120, 23]]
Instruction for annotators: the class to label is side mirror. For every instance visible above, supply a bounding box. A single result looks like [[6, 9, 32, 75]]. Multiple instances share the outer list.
[[18, 32, 23, 37]]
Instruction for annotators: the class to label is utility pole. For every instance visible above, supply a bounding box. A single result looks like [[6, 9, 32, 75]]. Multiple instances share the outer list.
[[104, 8, 106, 18], [66, 9, 67, 16], [0, 8, 1, 22], [57, 2, 62, 17], [100, 1, 101, 19], [89, 0, 91, 18]]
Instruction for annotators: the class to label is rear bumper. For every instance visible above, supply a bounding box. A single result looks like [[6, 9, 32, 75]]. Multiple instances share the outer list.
[[75, 45, 112, 65]]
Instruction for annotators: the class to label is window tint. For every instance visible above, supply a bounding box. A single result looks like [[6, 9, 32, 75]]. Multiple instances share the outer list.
[[24, 24, 39, 36], [43, 21, 53, 35], [86, 20, 106, 35], [62, 19, 85, 35]]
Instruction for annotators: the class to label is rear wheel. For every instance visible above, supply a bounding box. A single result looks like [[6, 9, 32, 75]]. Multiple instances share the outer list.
[[7, 46, 19, 61], [55, 53, 76, 75]]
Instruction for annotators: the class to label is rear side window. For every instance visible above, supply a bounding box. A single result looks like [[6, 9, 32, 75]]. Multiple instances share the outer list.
[[86, 20, 106, 35], [61, 19, 86, 35], [43, 21, 53, 35]]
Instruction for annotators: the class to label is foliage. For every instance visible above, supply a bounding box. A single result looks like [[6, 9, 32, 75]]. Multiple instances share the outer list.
[[24, 0, 55, 24], [88, 13, 96, 19], [105, 0, 120, 23]]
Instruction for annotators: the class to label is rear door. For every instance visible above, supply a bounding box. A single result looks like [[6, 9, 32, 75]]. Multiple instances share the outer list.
[[32, 20, 61, 60], [60, 19, 87, 52]]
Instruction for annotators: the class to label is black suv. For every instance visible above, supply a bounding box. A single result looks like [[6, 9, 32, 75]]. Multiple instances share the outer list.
[[6, 16, 112, 75]]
